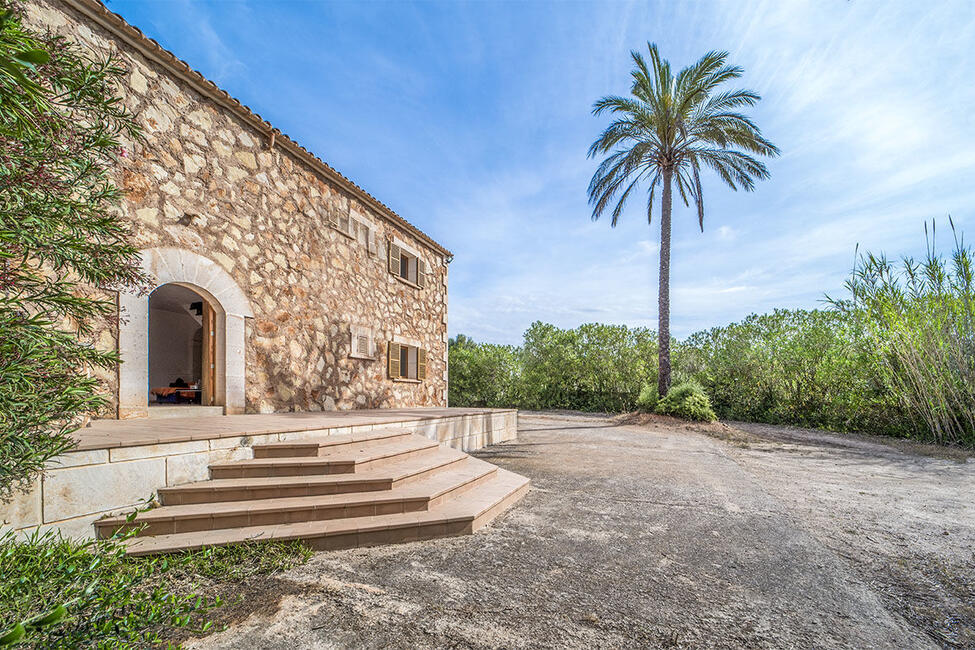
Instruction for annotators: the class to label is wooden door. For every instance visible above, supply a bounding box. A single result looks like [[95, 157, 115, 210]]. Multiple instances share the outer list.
[[202, 300, 216, 406]]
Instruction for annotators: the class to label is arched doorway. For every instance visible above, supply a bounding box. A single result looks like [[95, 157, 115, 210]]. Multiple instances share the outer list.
[[117, 248, 253, 419], [147, 284, 216, 410]]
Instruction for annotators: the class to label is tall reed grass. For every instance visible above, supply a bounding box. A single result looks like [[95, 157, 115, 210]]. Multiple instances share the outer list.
[[831, 221, 975, 446]]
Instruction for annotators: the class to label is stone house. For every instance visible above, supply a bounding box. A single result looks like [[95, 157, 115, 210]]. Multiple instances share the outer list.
[[28, 0, 451, 419]]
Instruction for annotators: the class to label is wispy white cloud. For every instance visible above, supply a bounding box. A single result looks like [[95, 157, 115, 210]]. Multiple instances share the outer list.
[[160, 0, 249, 84], [716, 226, 736, 241]]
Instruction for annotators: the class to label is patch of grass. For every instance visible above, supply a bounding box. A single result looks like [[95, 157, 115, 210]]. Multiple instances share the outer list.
[[0, 528, 311, 648], [132, 539, 312, 583]]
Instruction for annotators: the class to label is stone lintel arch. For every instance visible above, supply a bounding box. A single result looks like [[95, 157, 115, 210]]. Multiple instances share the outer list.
[[118, 247, 253, 419]]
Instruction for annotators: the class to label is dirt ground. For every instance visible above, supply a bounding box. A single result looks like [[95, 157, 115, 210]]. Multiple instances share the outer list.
[[188, 413, 974, 649]]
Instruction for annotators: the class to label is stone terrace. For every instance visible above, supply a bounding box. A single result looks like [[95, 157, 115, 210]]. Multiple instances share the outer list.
[[3, 408, 518, 540], [75, 408, 513, 451]]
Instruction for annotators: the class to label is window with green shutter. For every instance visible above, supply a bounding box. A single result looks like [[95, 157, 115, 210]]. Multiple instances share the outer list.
[[387, 342, 427, 381], [387, 241, 427, 288], [331, 206, 378, 257]]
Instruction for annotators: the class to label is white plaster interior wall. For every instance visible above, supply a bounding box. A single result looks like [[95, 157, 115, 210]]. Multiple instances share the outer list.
[[147, 306, 202, 394]]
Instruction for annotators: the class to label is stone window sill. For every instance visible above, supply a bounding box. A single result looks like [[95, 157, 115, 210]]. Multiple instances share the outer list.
[[349, 353, 374, 361], [392, 378, 422, 384], [392, 274, 421, 290]]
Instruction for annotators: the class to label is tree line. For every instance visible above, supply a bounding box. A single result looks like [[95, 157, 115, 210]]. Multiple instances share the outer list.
[[450, 227, 975, 448]]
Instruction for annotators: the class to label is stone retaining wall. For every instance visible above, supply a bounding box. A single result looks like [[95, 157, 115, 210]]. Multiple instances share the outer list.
[[1, 410, 517, 540]]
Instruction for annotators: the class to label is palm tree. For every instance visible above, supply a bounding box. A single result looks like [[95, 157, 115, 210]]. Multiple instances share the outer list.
[[588, 43, 778, 397]]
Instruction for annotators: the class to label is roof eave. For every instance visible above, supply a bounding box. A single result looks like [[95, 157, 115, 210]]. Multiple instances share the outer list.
[[60, 0, 453, 258]]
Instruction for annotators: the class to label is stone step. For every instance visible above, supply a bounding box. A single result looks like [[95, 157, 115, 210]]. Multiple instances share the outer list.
[[96, 458, 498, 538], [147, 405, 224, 420], [125, 469, 530, 556], [158, 447, 467, 505], [252, 428, 413, 458], [208, 435, 439, 479]]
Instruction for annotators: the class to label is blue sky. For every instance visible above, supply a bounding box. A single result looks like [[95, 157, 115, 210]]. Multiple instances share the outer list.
[[109, 0, 975, 345]]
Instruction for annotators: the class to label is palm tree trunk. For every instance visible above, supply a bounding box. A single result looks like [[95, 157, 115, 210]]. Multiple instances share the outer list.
[[657, 167, 673, 397]]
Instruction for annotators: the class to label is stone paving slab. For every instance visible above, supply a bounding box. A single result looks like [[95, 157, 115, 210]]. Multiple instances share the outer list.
[[76, 408, 515, 450]]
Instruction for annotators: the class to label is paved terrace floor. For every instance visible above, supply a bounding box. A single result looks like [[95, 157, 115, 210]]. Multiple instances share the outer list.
[[76, 408, 511, 452]]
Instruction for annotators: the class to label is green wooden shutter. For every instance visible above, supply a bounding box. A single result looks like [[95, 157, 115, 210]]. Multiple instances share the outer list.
[[337, 210, 350, 235], [368, 228, 377, 256], [417, 348, 427, 380], [388, 243, 401, 276], [388, 342, 401, 378], [416, 260, 426, 288]]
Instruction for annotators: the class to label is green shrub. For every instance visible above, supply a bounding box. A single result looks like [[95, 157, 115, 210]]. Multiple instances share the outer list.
[[0, 528, 310, 648], [655, 381, 717, 422], [0, 1, 148, 500], [447, 335, 522, 408], [681, 308, 895, 433], [449, 323, 658, 413], [0, 528, 211, 648], [636, 383, 659, 412], [519, 322, 657, 412]]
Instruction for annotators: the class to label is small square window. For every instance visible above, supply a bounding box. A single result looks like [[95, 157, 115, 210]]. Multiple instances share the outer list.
[[349, 326, 374, 360]]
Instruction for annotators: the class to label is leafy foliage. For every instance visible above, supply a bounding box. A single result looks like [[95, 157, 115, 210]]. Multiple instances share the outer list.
[[447, 334, 522, 408], [519, 322, 658, 412], [0, 528, 310, 648], [0, 2, 148, 500], [450, 225, 973, 446], [0, 528, 212, 648], [680, 308, 897, 433], [587, 43, 777, 396], [654, 380, 717, 422], [635, 383, 659, 413], [449, 322, 658, 413]]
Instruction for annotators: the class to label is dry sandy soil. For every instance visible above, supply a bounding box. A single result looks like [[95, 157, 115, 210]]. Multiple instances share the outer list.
[[188, 413, 974, 649]]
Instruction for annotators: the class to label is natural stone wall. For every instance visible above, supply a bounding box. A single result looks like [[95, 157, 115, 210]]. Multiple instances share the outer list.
[[27, 1, 449, 416]]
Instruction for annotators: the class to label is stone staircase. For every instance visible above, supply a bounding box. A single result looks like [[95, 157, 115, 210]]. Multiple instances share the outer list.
[[96, 428, 529, 555]]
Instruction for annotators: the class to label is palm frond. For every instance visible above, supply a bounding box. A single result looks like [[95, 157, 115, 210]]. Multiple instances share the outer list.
[[700, 89, 760, 113], [588, 144, 654, 225], [691, 159, 704, 231], [587, 42, 777, 232]]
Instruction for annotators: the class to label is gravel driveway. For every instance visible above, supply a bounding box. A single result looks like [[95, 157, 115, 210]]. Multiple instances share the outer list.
[[191, 413, 974, 649]]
